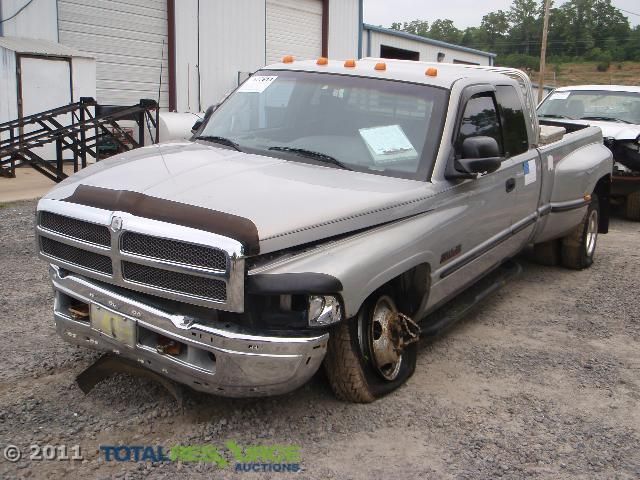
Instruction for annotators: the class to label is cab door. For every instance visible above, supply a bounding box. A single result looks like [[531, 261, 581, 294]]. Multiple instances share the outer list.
[[495, 85, 541, 245], [427, 88, 522, 310]]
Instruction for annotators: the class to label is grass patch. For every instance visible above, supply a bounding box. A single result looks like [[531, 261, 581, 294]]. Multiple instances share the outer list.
[[531, 61, 640, 87]]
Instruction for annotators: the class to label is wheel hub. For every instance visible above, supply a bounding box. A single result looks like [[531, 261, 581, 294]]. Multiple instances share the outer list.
[[370, 296, 403, 381], [586, 209, 598, 257]]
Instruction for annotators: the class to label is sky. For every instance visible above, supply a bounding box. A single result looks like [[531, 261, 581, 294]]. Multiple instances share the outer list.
[[363, 0, 640, 29]]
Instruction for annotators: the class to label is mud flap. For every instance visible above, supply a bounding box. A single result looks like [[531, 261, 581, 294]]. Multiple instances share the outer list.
[[76, 354, 186, 407]]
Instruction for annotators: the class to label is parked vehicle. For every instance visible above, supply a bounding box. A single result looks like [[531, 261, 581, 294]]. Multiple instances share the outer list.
[[538, 85, 640, 220], [35, 59, 612, 402]]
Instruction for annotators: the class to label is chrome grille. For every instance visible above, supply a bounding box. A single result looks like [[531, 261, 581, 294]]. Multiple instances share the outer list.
[[41, 237, 113, 275], [40, 211, 110, 247], [122, 262, 227, 301], [120, 232, 227, 271]]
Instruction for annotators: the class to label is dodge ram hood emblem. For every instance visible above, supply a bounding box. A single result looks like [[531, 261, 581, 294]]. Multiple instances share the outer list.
[[110, 216, 123, 232]]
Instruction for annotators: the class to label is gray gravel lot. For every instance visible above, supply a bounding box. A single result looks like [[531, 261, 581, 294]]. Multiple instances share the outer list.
[[0, 199, 639, 479]]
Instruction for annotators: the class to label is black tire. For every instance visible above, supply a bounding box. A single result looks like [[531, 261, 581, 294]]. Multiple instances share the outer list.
[[532, 239, 561, 266], [561, 194, 599, 270], [625, 192, 640, 221], [324, 290, 417, 403]]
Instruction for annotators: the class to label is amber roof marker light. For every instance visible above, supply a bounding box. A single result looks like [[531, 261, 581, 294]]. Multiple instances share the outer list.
[[317, 57, 329, 65], [425, 67, 438, 77], [374, 62, 387, 71], [282, 55, 294, 63], [344, 59, 356, 68]]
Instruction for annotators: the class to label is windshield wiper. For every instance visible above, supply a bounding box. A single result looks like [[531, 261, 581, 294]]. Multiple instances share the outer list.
[[579, 116, 633, 124], [539, 114, 572, 119], [195, 135, 242, 151], [268, 146, 352, 170]]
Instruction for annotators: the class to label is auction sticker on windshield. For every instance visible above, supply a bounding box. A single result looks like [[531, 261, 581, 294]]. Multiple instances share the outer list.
[[359, 125, 417, 164], [238, 76, 278, 93]]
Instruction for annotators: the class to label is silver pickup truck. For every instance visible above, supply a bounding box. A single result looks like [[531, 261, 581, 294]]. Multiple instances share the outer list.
[[35, 59, 612, 402]]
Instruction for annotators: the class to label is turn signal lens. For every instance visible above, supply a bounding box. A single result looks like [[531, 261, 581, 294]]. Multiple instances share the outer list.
[[344, 59, 356, 68], [584, 194, 592, 202], [425, 67, 438, 77], [282, 55, 294, 63], [317, 57, 328, 65]]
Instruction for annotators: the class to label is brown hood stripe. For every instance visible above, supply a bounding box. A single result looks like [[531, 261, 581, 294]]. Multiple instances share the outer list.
[[62, 185, 260, 255]]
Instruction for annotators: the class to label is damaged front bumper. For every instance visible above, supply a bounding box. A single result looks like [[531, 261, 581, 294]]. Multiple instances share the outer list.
[[49, 265, 328, 397]]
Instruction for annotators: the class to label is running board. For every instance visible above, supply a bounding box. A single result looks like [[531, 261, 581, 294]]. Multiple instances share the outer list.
[[420, 260, 522, 337]]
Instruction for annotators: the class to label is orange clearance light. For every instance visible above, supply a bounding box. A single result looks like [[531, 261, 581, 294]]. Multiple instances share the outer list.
[[584, 193, 592, 202], [374, 62, 387, 71], [282, 55, 294, 63], [425, 67, 438, 77], [317, 57, 329, 65], [344, 59, 356, 68]]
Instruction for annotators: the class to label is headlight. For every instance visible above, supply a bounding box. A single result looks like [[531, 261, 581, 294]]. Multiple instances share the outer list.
[[308, 295, 342, 327]]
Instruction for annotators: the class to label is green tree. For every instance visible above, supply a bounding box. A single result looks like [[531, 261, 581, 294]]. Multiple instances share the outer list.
[[508, 0, 539, 55], [480, 10, 510, 52], [394, 20, 430, 37], [429, 19, 463, 44]]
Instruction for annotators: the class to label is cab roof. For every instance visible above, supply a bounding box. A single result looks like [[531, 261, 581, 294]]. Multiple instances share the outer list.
[[262, 57, 514, 90]]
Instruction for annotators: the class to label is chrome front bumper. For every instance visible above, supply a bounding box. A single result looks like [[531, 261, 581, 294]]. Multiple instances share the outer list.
[[50, 266, 328, 397]]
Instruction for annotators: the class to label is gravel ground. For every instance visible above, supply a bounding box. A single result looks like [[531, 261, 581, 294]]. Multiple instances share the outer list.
[[0, 199, 639, 479]]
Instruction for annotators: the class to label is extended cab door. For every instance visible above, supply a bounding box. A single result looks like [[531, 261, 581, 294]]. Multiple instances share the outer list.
[[494, 85, 541, 244], [427, 87, 524, 310]]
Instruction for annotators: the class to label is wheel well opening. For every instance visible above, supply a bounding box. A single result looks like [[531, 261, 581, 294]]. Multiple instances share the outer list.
[[594, 174, 610, 233], [388, 263, 431, 317]]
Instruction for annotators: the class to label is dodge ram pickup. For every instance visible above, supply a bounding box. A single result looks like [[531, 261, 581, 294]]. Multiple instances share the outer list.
[[538, 85, 640, 220], [36, 59, 613, 402]]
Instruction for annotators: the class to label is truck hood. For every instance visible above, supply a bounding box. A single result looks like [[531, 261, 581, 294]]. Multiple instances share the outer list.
[[44, 141, 438, 254]]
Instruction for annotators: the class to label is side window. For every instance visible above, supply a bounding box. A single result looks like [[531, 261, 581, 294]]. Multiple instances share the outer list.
[[495, 85, 529, 157], [457, 94, 503, 154]]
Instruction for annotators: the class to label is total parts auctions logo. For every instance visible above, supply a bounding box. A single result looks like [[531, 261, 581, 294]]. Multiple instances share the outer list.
[[99, 441, 301, 473]]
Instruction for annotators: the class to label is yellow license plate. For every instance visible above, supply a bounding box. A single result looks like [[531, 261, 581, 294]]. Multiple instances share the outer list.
[[90, 304, 136, 348]]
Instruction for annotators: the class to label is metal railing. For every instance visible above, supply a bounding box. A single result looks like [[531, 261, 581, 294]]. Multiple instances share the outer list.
[[0, 97, 158, 182]]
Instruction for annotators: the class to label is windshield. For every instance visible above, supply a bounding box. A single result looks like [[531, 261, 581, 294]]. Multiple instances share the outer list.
[[538, 89, 640, 124], [197, 70, 448, 180]]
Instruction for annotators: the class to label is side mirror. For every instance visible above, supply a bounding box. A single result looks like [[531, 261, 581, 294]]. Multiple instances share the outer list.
[[456, 136, 503, 175], [191, 119, 203, 134], [191, 104, 220, 134]]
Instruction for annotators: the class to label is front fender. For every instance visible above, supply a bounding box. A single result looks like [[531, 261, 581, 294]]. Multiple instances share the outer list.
[[247, 208, 460, 318]]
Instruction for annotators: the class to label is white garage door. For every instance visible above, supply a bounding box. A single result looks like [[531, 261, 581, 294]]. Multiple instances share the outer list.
[[266, 0, 323, 65], [57, 0, 168, 109]]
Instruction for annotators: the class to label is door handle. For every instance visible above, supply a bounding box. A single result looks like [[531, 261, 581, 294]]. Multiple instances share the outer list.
[[505, 178, 516, 193]]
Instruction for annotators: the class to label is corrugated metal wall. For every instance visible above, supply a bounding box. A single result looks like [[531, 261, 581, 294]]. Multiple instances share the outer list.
[[196, 0, 266, 110], [57, 0, 169, 108], [0, 0, 58, 41], [0, 47, 18, 125], [328, 0, 359, 59], [174, 0, 362, 113], [265, 0, 322, 65], [363, 30, 491, 66]]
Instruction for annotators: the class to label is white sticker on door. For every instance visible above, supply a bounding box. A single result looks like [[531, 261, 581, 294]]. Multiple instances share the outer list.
[[237, 76, 278, 93], [524, 159, 537, 185], [547, 155, 554, 171]]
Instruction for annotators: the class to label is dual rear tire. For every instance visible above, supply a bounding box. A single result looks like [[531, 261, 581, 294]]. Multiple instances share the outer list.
[[533, 194, 600, 270]]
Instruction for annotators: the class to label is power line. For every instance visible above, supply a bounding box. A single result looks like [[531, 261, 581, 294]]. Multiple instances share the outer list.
[[618, 8, 640, 18], [0, 0, 35, 24]]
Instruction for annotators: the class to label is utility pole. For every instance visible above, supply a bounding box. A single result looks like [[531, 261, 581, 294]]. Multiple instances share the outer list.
[[538, 0, 552, 103]]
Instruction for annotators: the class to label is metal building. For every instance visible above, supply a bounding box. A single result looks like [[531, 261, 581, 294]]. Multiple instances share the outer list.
[[0, 0, 362, 114], [362, 24, 495, 66]]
